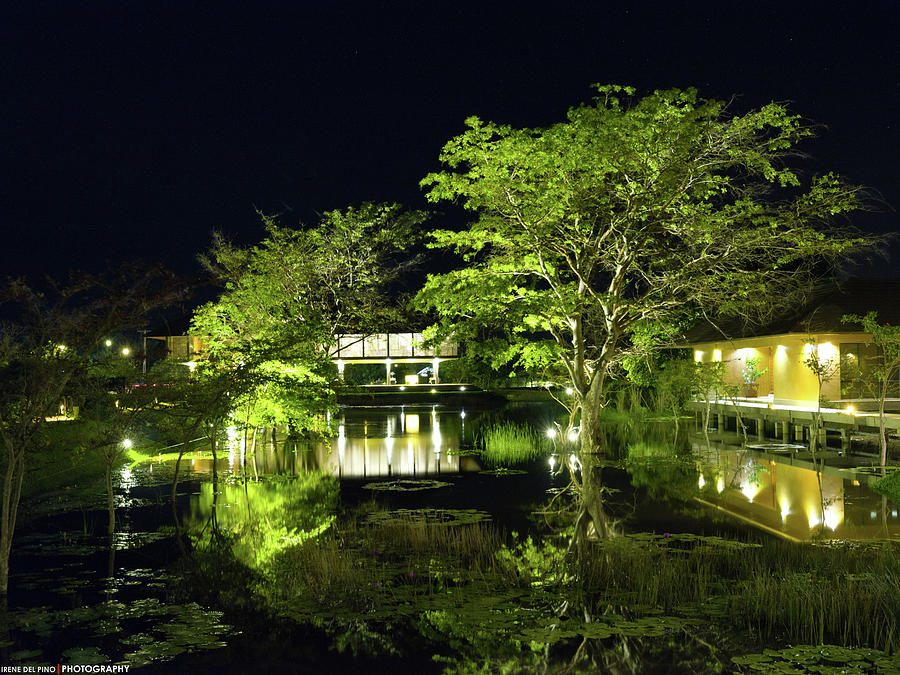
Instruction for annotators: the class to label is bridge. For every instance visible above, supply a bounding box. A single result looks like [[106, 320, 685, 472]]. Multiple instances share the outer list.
[[332, 333, 458, 384]]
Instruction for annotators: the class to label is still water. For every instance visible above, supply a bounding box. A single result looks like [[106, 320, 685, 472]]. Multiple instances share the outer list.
[[4, 402, 899, 671]]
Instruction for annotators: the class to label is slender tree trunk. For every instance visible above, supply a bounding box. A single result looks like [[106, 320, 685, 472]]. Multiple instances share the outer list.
[[0, 444, 25, 596], [810, 405, 826, 526], [879, 382, 887, 470], [210, 422, 219, 496], [105, 457, 115, 537]]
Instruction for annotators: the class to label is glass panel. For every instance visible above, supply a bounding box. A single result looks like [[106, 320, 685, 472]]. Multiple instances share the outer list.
[[388, 332, 413, 357], [412, 332, 433, 357], [169, 336, 188, 360], [338, 334, 364, 358], [364, 334, 388, 357]]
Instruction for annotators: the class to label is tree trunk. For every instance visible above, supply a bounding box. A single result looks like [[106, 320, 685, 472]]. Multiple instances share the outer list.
[[106, 456, 116, 537], [0, 446, 25, 596], [210, 422, 219, 495], [879, 382, 888, 470], [580, 374, 607, 455]]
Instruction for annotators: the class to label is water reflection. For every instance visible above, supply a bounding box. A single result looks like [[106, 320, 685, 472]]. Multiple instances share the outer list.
[[693, 438, 900, 541], [179, 405, 477, 480]]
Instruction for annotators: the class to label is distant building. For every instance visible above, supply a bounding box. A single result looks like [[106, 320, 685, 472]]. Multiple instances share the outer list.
[[148, 322, 459, 384], [683, 279, 900, 407], [147, 316, 204, 365]]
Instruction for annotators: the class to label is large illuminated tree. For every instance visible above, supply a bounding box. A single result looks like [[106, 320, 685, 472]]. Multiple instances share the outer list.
[[192, 202, 424, 434], [416, 85, 875, 460]]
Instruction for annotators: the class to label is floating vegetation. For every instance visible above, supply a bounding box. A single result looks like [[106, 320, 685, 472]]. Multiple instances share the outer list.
[[621, 531, 763, 550], [515, 614, 690, 643], [731, 645, 900, 673], [8, 599, 233, 667], [479, 468, 528, 476], [61, 647, 107, 665], [363, 508, 491, 526], [362, 479, 452, 492], [445, 447, 480, 456]]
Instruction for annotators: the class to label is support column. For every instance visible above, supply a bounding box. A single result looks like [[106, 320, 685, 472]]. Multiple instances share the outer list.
[[717, 413, 725, 431], [433, 359, 440, 385], [385, 360, 393, 385], [840, 428, 850, 453]]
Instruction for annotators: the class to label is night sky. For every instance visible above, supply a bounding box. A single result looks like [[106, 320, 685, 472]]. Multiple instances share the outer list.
[[2, 2, 898, 279]]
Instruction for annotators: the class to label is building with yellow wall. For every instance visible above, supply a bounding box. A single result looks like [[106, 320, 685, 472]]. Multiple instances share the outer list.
[[684, 280, 900, 408]]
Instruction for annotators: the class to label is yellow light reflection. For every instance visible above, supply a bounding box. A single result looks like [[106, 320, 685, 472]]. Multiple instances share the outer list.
[[741, 480, 760, 503], [808, 510, 821, 529], [824, 503, 843, 530], [406, 414, 419, 434]]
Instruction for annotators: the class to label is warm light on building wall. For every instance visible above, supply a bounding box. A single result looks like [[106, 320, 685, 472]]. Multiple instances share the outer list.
[[817, 341, 837, 361], [694, 350, 704, 362], [712, 349, 722, 361], [735, 347, 759, 360]]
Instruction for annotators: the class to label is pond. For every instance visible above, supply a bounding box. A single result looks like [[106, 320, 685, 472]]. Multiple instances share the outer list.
[[3, 402, 900, 673]]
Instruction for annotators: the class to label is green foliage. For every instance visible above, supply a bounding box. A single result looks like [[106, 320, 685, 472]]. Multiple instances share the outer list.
[[732, 645, 900, 674], [478, 421, 549, 466], [871, 470, 900, 506], [741, 355, 768, 385], [416, 84, 876, 454], [185, 472, 339, 570], [192, 203, 424, 433]]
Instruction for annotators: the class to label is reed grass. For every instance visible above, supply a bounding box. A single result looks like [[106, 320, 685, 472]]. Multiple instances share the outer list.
[[576, 536, 900, 652], [478, 421, 547, 466], [265, 513, 512, 613]]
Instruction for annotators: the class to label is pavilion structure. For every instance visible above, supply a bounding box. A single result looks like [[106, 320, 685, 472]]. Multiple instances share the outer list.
[[332, 333, 458, 384]]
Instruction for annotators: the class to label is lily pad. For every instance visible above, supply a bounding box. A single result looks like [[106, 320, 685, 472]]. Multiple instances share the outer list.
[[362, 479, 453, 492], [364, 508, 492, 526]]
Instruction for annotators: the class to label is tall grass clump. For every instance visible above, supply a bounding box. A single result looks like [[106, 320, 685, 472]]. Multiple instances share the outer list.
[[733, 544, 900, 652], [575, 534, 900, 653], [478, 421, 547, 466], [263, 512, 511, 617]]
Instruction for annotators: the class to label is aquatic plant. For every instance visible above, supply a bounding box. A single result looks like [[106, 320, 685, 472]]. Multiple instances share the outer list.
[[478, 421, 548, 466], [361, 479, 452, 492], [574, 533, 900, 653], [871, 469, 900, 506], [478, 468, 528, 476], [731, 644, 900, 673]]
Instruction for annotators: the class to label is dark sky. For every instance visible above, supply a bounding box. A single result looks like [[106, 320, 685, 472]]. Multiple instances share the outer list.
[[2, 1, 898, 279]]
